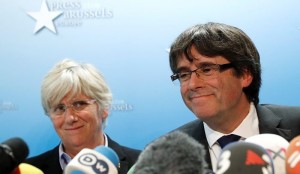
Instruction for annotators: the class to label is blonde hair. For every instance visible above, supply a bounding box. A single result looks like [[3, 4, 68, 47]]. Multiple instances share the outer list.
[[41, 59, 112, 125]]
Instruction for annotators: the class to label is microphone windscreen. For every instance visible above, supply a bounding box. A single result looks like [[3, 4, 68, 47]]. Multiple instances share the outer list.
[[245, 133, 289, 174], [133, 131, 207, 174], [286, 135, 300, 174], [64, 146, 119, 174], [216, 142, 274, 174], [0, 137, 29, 174], [10, 163, 44, 174]]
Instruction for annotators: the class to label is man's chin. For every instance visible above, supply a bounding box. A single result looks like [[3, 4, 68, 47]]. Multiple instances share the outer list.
[[192, 108, 216, 120]]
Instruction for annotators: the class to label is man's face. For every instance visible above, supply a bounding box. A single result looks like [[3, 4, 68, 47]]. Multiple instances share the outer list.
[[177, 46, 252, 122]]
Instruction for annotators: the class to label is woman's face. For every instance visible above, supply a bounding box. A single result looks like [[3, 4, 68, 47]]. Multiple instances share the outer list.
[[49, 93, 108, 152]]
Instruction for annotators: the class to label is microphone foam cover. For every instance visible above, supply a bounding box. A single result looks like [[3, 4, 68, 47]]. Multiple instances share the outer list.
[[133, 131, 207, 174], [3, 137, 29, 165]]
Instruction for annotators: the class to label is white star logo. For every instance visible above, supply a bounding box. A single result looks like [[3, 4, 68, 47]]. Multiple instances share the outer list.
[[27, 0, 63, 34]]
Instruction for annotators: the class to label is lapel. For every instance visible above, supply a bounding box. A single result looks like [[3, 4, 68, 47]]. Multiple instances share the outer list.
[[44, 145, 64, 174], [198, 123, 213, 170], [256, 105, 292, 141], [106, 135, 129, 174], [178, 120, 212, 170]]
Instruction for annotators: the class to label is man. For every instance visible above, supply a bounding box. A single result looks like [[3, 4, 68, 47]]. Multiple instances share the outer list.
[[169, 22, 300, 171], [25, 59, 140, 174]]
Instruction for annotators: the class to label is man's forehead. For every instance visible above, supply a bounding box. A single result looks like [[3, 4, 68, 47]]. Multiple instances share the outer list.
[[177, 54, 225, 68]]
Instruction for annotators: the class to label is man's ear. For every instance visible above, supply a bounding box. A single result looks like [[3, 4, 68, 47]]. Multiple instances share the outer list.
[[241, 70, 253, 88]]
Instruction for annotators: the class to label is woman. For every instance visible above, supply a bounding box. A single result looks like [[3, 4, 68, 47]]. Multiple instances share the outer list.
[[25, 59, 140, 174]]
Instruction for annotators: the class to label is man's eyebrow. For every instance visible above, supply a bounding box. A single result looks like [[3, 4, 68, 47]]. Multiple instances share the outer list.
[[175, 66, 190, 73], [176, 61, 217, 72]]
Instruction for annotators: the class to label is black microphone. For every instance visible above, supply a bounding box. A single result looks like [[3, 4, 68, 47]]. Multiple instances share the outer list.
[[132, 131, 208, 174], [0, 137, 29, 174], [215, 142, 274, 174]]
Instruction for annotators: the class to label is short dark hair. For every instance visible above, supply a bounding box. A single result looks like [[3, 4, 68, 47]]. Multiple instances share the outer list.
[[169, 22, 261, 105]]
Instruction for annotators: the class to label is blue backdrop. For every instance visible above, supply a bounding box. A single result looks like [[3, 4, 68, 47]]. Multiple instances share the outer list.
[[1, 0, 300, 157]]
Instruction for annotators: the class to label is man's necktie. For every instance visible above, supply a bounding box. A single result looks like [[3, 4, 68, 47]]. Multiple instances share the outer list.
[[217, 134, 241, 149]]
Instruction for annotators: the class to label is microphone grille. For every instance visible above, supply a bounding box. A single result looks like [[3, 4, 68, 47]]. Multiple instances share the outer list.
[[134, 131, 207, 174]]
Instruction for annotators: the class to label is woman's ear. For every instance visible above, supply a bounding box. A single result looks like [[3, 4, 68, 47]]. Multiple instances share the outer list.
[[101, 109, 109, 120]]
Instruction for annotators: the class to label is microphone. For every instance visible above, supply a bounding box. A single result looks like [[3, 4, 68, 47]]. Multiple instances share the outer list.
[[245, 133, 289, 174], [215, 141, 274, 174], [132, 131, 207, 174], [64, 146, 119, 174], [10, 163, 44, 174], [0, 137, 29, 174], [285, 135, 300, 174]]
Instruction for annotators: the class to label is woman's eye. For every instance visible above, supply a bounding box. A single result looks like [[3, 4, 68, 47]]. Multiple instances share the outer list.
[[73, 101, 88, 109], [54, 104, 65, 112]]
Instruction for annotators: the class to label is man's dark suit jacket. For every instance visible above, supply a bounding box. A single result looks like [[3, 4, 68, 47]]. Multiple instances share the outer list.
[[25, 135, 140, 174], [175, 104, 300, 170]]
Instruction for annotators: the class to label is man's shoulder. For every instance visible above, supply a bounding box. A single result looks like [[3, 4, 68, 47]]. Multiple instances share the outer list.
[[171, 119, 204, 141], [259, 104, 300, 109], [258, 104, 300, 141], [175, 119, 202, 131], [258, 104, 300, 117]]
